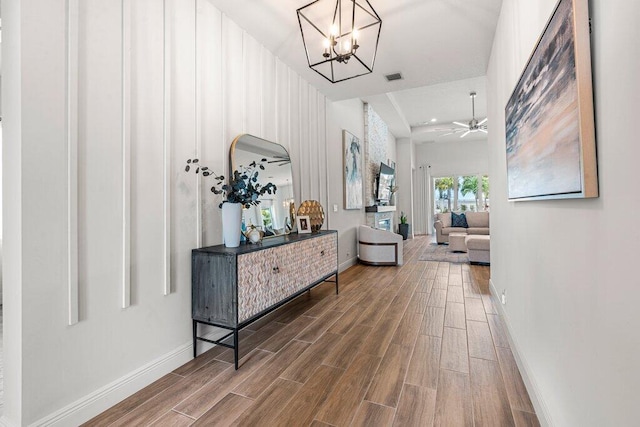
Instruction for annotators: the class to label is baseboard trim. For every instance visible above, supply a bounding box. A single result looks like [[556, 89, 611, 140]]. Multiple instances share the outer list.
[[29, 341, 193, 427], [489, 278, 553, 427], [339, 256, 358, 273]]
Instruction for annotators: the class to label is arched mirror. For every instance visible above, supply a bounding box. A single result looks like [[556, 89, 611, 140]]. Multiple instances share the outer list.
[[230, 134, 296, 238]]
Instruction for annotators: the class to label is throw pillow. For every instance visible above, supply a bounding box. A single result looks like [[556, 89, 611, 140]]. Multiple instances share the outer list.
[[451, 212, 468, 228]]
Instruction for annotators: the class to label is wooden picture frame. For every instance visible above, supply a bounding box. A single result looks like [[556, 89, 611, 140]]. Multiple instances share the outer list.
[[505, 0, 597, 201], [296, 215, 311, 234]]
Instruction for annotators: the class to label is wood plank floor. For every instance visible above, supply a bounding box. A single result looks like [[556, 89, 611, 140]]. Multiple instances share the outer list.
[[85, 236, 539, 427]]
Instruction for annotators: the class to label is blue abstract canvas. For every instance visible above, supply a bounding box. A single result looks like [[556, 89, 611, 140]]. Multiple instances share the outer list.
[[505, 0, 597, 200], [343, 130, 363, 209]]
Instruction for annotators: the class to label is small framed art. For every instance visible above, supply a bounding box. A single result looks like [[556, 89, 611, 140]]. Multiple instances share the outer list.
[[296, 215, 311, 234]]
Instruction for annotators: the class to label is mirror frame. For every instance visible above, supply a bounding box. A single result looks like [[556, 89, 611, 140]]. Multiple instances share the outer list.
[[229, 134, 296, 238]]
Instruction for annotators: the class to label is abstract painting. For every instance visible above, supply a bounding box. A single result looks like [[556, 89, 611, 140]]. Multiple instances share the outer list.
[[505, 0, 597, 200], [343, 130, 363, 209]]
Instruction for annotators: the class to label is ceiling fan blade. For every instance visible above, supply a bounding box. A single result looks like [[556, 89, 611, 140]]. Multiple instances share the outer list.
[[452, 121, 468, 128], [479, 129, 488, 134], [478, 118, 488, 125], [422, 127, 459, 133], [460, 130, 471, 138]]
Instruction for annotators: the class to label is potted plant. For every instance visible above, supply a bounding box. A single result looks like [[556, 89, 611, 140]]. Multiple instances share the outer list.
[[185, 158, 276, 247], [398, 211, 410, 240]]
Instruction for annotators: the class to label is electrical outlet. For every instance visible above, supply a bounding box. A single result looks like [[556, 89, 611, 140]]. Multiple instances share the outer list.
[[333, 204, 338, 212], [501, 290, 507, 305]]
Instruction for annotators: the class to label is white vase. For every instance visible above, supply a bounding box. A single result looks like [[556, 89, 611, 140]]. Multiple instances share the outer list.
[[221, 202, 242, 248]]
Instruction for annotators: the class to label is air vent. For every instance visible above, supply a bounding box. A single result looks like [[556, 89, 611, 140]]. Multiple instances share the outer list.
[[385, 72, 403, 82]]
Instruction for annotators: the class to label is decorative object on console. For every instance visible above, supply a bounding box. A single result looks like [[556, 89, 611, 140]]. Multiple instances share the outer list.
[[297, 200, 325, 232], [296, 215, 311, 234], [185, 157, 277, 247], [296, 0, 382, 83], [185, 158, 277, 208], [221, 202, 243, 247], [243, 225, 264, 244], [343, 130, 363, 209], [505, 0, 597, 201]]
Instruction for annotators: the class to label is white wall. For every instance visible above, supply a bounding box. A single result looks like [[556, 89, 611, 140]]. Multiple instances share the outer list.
[[415, 138, 489, 177], [2, 0, 329, 424], [395, 138, 414, 232], [3, 0, 22, 423], [487, 1, 640, 425], [385, 126, 397, 169], [326, 99, 366, 269]]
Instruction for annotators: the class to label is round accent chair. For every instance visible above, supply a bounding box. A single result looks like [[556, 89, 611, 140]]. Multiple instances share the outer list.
[[358, 225, 404, 266]]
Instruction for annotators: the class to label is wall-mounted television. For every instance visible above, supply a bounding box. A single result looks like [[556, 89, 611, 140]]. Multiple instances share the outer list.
[[376, 162, 395, 204]]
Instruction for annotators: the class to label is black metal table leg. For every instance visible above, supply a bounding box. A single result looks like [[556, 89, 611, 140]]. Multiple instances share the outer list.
[[192, 320, 197, 358], [234, 329, 239, 370], [336, 272, 339, 294]]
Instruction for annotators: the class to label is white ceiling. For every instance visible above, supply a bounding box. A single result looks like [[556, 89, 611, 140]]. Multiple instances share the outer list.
[[209, 0, 502, 143]]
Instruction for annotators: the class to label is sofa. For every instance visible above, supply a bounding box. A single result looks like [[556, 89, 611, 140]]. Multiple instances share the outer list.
[[434, 211, 489, 244], [466, 235, 490, 264], [358, 225, 404, 266]]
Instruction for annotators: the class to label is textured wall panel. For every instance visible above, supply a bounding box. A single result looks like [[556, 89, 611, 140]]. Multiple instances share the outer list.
[[222, 16, 244, 166], [317, 94, 328, 225], [163, 0, 173, 294], [243, 34, 262, 137], [168, 0, 197, 290], [121, 0, 132, 307], [197, 2, 224, 246], [67, 0, 80, 324], [275, 59, 290, 148], [130, 0, 165, 301], [299, 79, 310, 201], [288, 72, 302, 204], [308, 86, 319, 201], [261, 47, 277, 142]]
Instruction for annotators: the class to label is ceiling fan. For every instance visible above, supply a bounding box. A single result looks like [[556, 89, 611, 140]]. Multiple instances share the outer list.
[[415, 92, 488, 138], [447, 92, 488, 137]]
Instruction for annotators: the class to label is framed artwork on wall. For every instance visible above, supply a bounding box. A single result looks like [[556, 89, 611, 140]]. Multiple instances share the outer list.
[[343, 130, 363, 209], [505, 0, 598, 201]]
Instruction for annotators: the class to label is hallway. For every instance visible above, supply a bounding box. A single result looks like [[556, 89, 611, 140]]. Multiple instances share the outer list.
[[87, 236, 538, 426]]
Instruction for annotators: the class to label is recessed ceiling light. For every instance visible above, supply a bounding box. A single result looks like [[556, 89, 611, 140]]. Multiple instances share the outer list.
[[431, 118, 437, 122]]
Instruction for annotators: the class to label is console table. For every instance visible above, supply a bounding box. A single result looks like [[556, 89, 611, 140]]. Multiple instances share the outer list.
[[191, 230, 338, 369]]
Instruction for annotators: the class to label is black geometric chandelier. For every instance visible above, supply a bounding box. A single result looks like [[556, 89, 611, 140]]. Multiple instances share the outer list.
[[297, 0, 382, 84]]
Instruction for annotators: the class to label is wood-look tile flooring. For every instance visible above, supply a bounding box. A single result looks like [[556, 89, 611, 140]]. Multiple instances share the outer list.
[[86, 236, 539, 426]]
